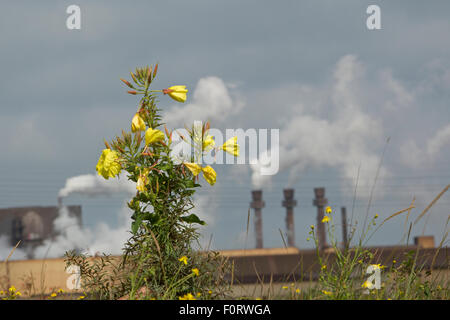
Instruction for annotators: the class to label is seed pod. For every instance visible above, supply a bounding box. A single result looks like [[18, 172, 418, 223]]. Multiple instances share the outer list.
[[120, 78, 133, 88], [153, 63, 158, 78], [127, 90, 137, 95]]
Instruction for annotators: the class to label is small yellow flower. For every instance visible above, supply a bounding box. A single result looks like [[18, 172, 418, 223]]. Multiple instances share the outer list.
[[184, 162, 202, 176], [163, 85, 188, 103], [96, 149, 122, 179], [322, 290, 332, 296], [179, 293, 196, 300], [295, 289, 300, 294], [179, 256, 188, 265], [192, 268, 199, 276], [282, 286, 288, 290], [357, 259, 363, 264], [208, 290, 212, 294], [145, 128, 165, 145], [310, 225, 314, 230], [393, 259, 396, 264], [131, 113, 146, 132], [77, 295, 85, 300], [321, 265, 327, 271], [362, 280, 372, 289], [136, 168, 150, 192], [374, 214, 379, 219], [201, 165, 217, 186], [15, 291, 21, 296], [372, 263, 385, 270], [58, 289, 64, 294], [325, 206, 332, 214], [220, 136, 240, 157], [196, 293, 201, 297], [8, 286, 16, 293], [321, 215, 330, 223], [50, 293, 57, 298], [202, 135, 215, 152]]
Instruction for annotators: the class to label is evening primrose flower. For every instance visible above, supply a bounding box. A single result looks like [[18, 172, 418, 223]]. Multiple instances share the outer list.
[[220, 136, 240, 157], [131, 113, 146, 132], [321, 215, 330, 223], [325, 206, 332, 214], [96, 149, 122, 179], [163, 85, 188, 103], [179, 256, 188, 265], [136, 168, 150, 192], [184, 162, 202, 176], [202, 135, 215, 152], [192, 268, 199, 276], [362, 280, 373, 289], [201, 165, 217, 185], [145, 128, 165, 145], [322, 290, 332, 296]]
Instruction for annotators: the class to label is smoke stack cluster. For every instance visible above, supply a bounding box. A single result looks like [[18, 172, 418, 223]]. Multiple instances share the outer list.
[[250, 190, 265, 249], [282, 189, 297, 247]]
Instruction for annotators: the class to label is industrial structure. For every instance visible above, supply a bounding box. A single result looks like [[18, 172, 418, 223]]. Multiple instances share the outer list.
[[0, 203, 82, 259]]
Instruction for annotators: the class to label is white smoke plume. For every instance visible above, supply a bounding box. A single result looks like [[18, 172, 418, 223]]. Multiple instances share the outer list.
[[250, 55, 387, 194], [58, 173, 136, 198], [163, 76, 244, 128], [33, 205, 132, 259]]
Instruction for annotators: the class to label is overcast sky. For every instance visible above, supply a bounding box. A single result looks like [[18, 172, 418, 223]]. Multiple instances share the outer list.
[[0, 1, 449, 257]]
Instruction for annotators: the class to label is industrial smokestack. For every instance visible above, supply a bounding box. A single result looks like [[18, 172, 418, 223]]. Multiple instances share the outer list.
[[341, 207, 348, 250], [282, 188, 297, 247], [313, 187, 328, 251], [250, 190, 265, 249]]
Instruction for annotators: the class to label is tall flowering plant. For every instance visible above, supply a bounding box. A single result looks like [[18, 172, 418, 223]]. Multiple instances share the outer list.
[[87, 64, 239, 299]]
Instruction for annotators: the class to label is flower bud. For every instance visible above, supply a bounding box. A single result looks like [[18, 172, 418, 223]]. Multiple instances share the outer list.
[[131, 113, 146, 132]]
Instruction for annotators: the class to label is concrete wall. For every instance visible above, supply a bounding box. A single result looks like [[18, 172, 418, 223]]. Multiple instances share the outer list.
[[1, 246, 448, 296]]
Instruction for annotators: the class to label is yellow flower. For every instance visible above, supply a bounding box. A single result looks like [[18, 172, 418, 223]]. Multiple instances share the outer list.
[[192, 268, 199, 276], [322, 290, 332, 296], [163, 85, 188, 103], [179, 256, 188, 265], [310, 225, 314, 230], [50, 293, 57, 298], [295, 289, 300, 294], [202, 135, 215, 152], [15, 291, 21, 296], [9, 286, 16, 292], [179, 293, 196, 300], [325, 206, 332, 214], [96, 149, 122, 179], [372, 264, 385, 270], [145, 128, 165, 145], [321, 215, 330, 223], [321, 265, 327, 271], [362, 280, 372, 289], [282, 286, 288, 290], [58, 289, 64, 294], [136, 168, 150, 192], [220, 136, 240, 157], [374, 214, 379, 219], [208, 290, 212, 294], [131, 113, 146, 132], [77, 295, 85, 300], [201, 165, 217, 185], [184, 162, 202, 176], [196, 293, 201, 297]]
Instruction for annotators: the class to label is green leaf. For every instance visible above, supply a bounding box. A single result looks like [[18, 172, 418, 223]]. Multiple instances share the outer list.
[[131, 215, 143, 234], [180, 214, 206, 225]]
